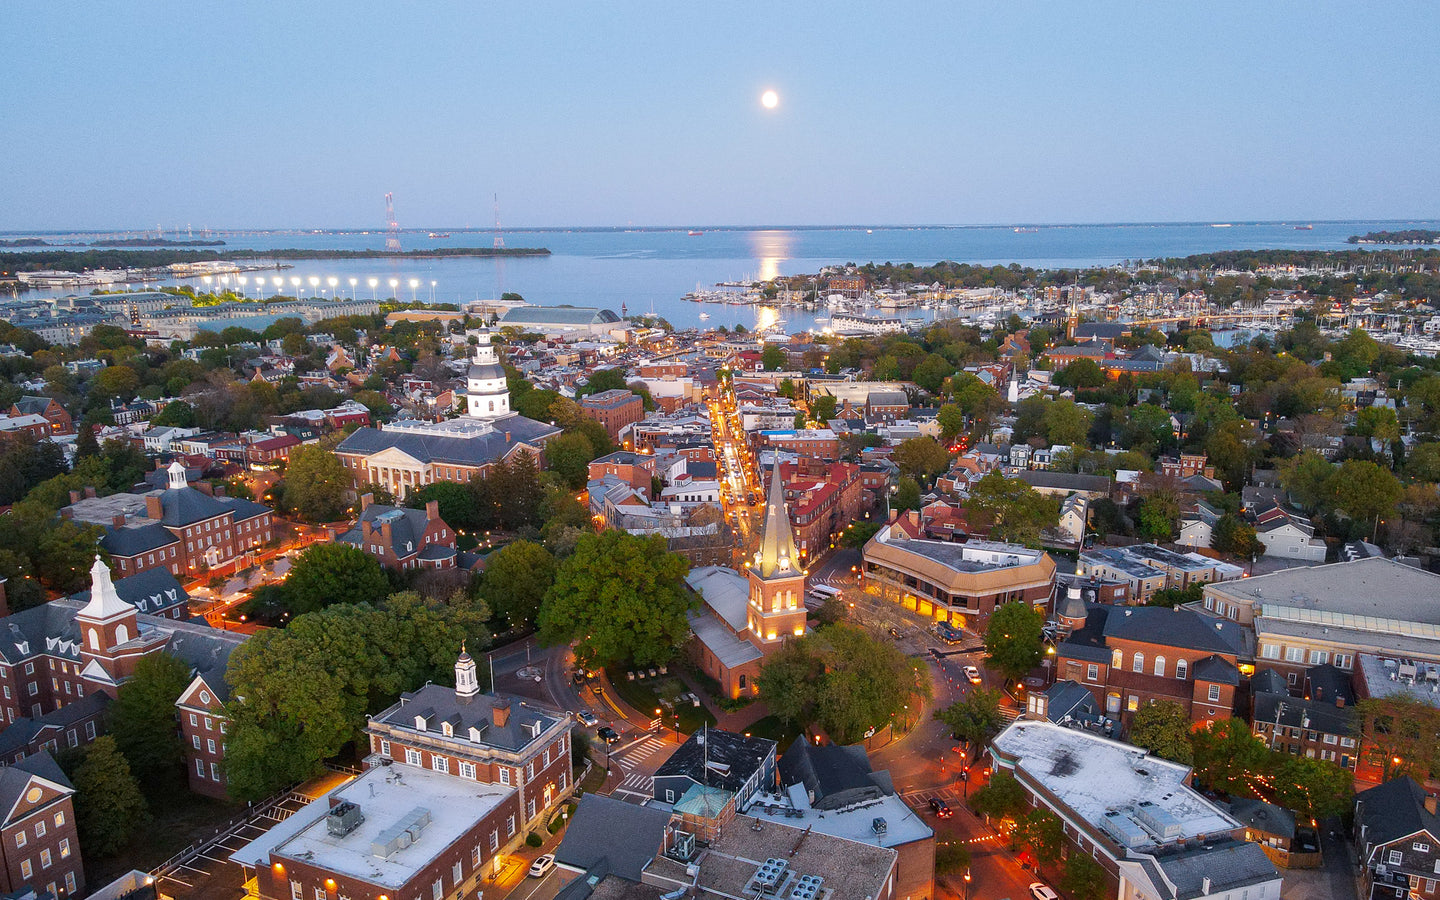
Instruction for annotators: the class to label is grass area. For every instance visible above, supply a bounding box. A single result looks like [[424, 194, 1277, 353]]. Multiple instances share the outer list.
[[605, 665, 717, 734], [743, 715, 802, 751], [88, 785, 245, 886]]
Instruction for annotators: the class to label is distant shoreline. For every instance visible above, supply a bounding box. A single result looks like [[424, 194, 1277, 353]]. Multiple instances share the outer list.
[[0, 246, 551, 273], [1347, 229, 1440, 245]]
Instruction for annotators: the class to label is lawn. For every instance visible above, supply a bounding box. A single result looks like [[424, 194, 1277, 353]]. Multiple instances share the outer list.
[[743, 715, 802, 751], [605, 665, 717, 734]]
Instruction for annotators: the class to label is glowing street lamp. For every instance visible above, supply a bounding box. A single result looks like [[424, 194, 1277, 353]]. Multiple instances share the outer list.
[[409, 278, 420, 302], [290, 276, 302, 297], [388, 278, 399, 300], [368, 277, 379, 300], [349, 277, 358, 299], [328, 276, 339, 298], [309, 276, 320, 297]]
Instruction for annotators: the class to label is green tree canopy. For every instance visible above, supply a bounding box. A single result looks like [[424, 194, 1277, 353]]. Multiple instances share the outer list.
[[280, 445, 352, 522], [151, 400, 197, 428], [545, 431, 602, 489], [891, 436, 951, 479], [1055, 358, 1106, 389], [285, 543, 390, 615], [108, 653, 193, 786], [1042, 398, 1092, 446], [1271, 756, 1353, 820], [1061, 852, 1108, 900], [934, 688, 1005, 749], [480, 540, 557, 630], [756, 624, 930, 744], [892, 476, 921, 512], [982, 601, 1043, 683], [911, 353, 954, 394], [970, 769, 1028, 822], [936, 404, 966, 440], [1189, 718, 1271, 795], [966, 472, 1059, 548], [761, 345, 787, 371], [537, 531, 693, 667], [1127, 700, 1194, 764], [408, 481, 480, 532], [1327, 458, 1402, 524], [66, 735, 149, 857]]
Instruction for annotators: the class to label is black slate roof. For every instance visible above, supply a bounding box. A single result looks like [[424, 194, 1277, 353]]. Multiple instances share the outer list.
[[0, 751, 73, 811], [1043, 680, 1099, 723], [1192, 654, 1240, 686], [1252, 691, 1352, 736], [337, 504, 434, 558], [1102, 606, 1243, 656], [555, 793, 669, 882], [373, 684, 562, 753], [101, 523, 178, 557], [653, 728, 776, 795], [0, 693, 110, 757], [70, 567, 189, 617], [335, 416, 561, 467], [1356, 777, 1440, 848], [779, 740, 885, 802]]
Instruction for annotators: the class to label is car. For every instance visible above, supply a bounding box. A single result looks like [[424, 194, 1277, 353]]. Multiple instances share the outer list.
[[528, 855, 556, 878], [935, 622, 965, 644], [1029, 883, 1059, 900], [575, 710, 598, 727], [964, 665, 983, 685], [928, 798, 953, 818], [597, 726, 620, 744]]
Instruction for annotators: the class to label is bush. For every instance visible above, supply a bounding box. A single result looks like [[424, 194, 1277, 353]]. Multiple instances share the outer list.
[[525, 832, 543, 847]]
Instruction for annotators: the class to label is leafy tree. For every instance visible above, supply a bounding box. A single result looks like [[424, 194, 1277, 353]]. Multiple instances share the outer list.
[[280, 445, 352, 522], [0, 435, 67, 506], [1405, 443, 1440, 483], [810, 395, 837, 423], [952, 373, 1001, 425], [891, 436, 951, 479], [966, 472, 1058, 548], [840, 521, 882, 549], [285, 543, 390, 615], [1271, 756, 1353, 820], [1055, 358, 1105, 389], [761, 345, 787, 371], [108, 653, 193, 785], [90, 364, 141, 400], [983, 602, 1043, 683], [1147, 582, 1204, 609], [1189, 718, 1271, 794], [934, 688, 1005, 749], [1138, 494, 1178, 542], [911, 353, 954, 395], [409, 481, 479, 532], [1015, 808, 1065, 866], [151, 400, 196, 428], [0, 550, 44, 612], [537, 531, 692, 667], [546, 431, 601, 489], [1327, 458, 1402, 525], [1354, 695, 1440, 782], [893, 476, 921, 511], [1042, 398, 1092, 446], [970, 769, 1028, 821], [1127, 700, 1194, 764], [756, 624, 929, 744], [67, 736, 149, 856], [934, 841, 972, 876], [1061, 852, 1108, 900], [1212, 514, 1263, 559], [1355, 405, 1400, 443], [936, 404, 966, 440], [1279, 451, 1334, 513], [480, 540, 556, 630]]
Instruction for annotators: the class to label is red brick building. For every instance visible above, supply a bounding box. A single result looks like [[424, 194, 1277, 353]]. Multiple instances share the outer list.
[[338, 496, 457, 571], [752, 429, 840, 461], [8, 397, 73, 436], [579, 389, 645, 442], [587, 451, 658, 499], [0, 753, 83, 900], [772, 459, 865, 566]]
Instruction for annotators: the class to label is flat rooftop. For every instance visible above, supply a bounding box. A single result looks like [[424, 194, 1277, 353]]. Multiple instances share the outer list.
[[1207, 557, 1440, 625], [882, 535, 1044, 574], [230, 764, 512, 889], [698, 815, 896, 900], [744, 782, 931, 848], [1358, 654, 1440, 706], [991, 721, 1238, 851]]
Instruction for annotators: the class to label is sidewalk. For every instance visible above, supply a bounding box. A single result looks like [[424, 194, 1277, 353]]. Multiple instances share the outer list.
[[673, 667, 772, 733]]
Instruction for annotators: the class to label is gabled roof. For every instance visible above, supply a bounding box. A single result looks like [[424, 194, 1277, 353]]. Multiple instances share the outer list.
[[0, 751, 72, 823], [1357, 777, 1440, 849], [555, 793, 668, 882], [780, 741, 879, 803], [100, 523, 179, 557], [71, 564, 188, 617], [655, 728, 775, 795], [1102, 606, 1243, 656], [1043, 680, 1098, 723], [371, 684, 563, 753], [337, 504, 435, 559]]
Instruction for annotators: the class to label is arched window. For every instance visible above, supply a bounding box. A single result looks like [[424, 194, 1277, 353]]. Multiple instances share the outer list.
[[88, 630, 100, 651], [115, 624, 129, 644], [1132, 652, 1145, 673], [1111, 648, 1122, 669], [1154, 656, 1166, 677], [1175, 659, 1188, 680]]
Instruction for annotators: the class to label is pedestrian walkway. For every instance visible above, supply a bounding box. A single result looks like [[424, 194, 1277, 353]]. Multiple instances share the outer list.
[[610, 735, 668, 770]]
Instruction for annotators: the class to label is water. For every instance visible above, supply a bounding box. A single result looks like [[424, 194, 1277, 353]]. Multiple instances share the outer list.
[[7, 221, 1437, 332]]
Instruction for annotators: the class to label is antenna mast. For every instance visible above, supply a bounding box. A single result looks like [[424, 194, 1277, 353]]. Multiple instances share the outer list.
[[492, 193, 506, 299], [385, 192, 402, 252]]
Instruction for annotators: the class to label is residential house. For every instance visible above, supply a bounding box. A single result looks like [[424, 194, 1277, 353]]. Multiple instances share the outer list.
[[1354, 777, 1440, 900], [0, 753, 84, 899], [337, 496, 457, 571]]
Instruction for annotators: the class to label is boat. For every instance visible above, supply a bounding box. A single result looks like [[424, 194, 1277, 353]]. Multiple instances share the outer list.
[[866, 229, 873, 234], [427, 232, 451, 238], [1294, 224, 1314, 230], [698, 312, 711, 320], [688, 230, 704, 236], [1210, 223, 1233, 228], [1014, 227, 1039, 233]]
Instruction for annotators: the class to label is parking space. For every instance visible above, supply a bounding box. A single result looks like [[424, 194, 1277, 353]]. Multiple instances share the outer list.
[[153, 790, 325, 900]]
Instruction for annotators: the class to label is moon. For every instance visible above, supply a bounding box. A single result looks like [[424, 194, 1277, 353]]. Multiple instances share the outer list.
[[761, 89, 779, 110]]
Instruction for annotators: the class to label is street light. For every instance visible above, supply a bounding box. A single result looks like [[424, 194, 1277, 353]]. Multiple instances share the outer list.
[[388, 278, 399, 299], [368, 277, 379, 300], [349, 277, 358, 299]]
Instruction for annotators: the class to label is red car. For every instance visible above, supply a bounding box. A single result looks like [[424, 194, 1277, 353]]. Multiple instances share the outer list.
[[929, 798, 953, 818]]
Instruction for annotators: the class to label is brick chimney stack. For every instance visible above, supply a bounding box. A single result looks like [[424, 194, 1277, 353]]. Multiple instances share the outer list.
[[492, 699, 511, 728], [425, 500, 439, 521], [145, 495, 164, 519], [360, 493, 374, 511]]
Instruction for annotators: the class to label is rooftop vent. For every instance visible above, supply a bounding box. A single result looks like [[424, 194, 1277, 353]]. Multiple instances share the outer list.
[[788, 875, 825, 900], [326, 801, 365, 838], [871, 817, 887, 835], [745, 859, 790, 896], [371, 807, 432, 859]]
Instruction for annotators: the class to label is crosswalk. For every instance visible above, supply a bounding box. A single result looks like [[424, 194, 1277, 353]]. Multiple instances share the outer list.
[[609, 735, 668, 770], [900, 785, 965, 808], [618, 771, 653, 792]]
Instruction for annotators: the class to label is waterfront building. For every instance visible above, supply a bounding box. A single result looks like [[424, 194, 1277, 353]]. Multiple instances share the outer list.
[[495, 305, 622, 336]]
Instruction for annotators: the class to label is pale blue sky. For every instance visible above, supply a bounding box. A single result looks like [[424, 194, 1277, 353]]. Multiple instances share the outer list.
[[2, 2, 1437, 229]]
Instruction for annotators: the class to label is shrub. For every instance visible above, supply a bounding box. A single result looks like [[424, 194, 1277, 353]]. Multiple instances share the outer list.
[[525, 832, 543, 848]]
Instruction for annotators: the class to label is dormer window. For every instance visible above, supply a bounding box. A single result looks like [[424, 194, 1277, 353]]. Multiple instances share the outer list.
[[414, 714, 428, 730], [441, 722, 453, 737]]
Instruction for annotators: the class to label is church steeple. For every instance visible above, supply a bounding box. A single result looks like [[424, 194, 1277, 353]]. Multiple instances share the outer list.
[[753, 456, 800, 578]]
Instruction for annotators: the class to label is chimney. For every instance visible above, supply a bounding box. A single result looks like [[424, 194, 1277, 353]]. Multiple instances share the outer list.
[[504, 431, 511, 443], [380, 519, 393, 552], [146, 495, 164, 519], [1201, 877, 1211, 896], [1336, 696, 1345, 708], [425, 500, 439, 521], [213, 483, 226, 498], [492, 699, 511, 728], [69, 490, 82, 504], [194, 481, 214, 496], [112, 514, 126, 528], [1426, 795, 1438, 816], [84, 486, 97, 499], [60, 508, 73, 520], [360, 493, 374, 511]]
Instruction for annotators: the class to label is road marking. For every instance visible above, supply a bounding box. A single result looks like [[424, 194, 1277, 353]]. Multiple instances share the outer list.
[[610, 787, 652, 802]]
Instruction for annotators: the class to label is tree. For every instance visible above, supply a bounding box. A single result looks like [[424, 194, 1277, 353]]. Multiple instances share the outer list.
[[90, 365, 140, 400], [1327, 458, 1402, 524], [983, 602, 1043, 683], [150, 400, 197, 428], [108, 653, 193, 785], [1279, 451, 1334, 513], [1406, 443, 1440, 483], [934, 688, 1005, 749], [537, 531, 693, 667], [1138, 494, 1178, 542], [545, 431, 601, 489], [1015, 808, 1065, 866], [1271, 756, 1353, 820], [756, 624, 929, 744], [0, 435, 67, 505], [1055, 358, 1106, 390], [966, 472, 1059, 548], [480, 540, 557, 630], [936, 404, 966, 440], [891, 436, 951, 479], [970, 769, 1028, 822], [1355, 405, 1400, 443], [1212, 514, 1263, 559], [285, 543, 390, 615], [934, 841, 972, 877], [409, 481, 479, 532], [1148, 582, 1204, 609], [911, 354, 954, 395], [761, 345, 787, 371], [810, 395, 837, 424], [1061, 852, 1108, 900], [1127, 700, 1194, 764], [67, 736, 149, 856], [1189, 718, 1271, 794], [893, 476, 921, 512], [840, 521, 882, 549], [1042, 398, 1092, 446], [1354, 695, 1440, 782], [281, 445, 352, 522]]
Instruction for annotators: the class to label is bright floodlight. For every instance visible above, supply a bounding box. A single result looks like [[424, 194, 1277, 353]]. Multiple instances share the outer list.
[[761, 89, 779, 109]]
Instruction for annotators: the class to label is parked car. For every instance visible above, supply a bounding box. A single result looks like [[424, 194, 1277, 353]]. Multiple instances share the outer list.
[[575, 710, 598, 727], [928, 798, 953, 818], [935, 622, 965, 644], [963, 665, 983, 685], [1029, 883, 1058, 900], [529, 855, 556, 878], [597, 726, 621, 744]]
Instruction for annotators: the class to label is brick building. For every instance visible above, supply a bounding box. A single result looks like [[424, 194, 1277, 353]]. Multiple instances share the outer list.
[[0, 753, 83, 900], [578, 389, 645, 442], [338, 496, 457, 571], [586, 451, 657, 499], [1354, 777, 1440, 900], [8, 397, 73, 436], [772, 459, 865, 566], [752, 429, 840, 460], [64, 462, 274, 579]]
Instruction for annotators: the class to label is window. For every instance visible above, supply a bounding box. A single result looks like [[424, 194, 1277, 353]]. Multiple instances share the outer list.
[[193, 735, 202, 750], [24, 662, 33, 675], [1112, 648, 1122, 668], [380, 739, 391, 756], [1390, 850, 1403, 865], [204, 716, 213, 730], [1416, 842, 1431, 853], [490, 830, 500, 851], [16, 831, 26, 849], [453, 862, 463, 884], [1086, 664, 1099, 682], [666, 789, 675, 802], [472, 846, 481, 866], [528, 799, 536, 819], [406, 748, 423, 766], [40, 848, 51, 869], [499, 767, 511, 785], [211, 762, 221, 781], [1175, 659, 1188, 680], [1335, 654, 1353, 670], [459, 761, 476, 780], [1309, 650, 1329, 665], [207, 739, 216, 754], [1208, 685, 1222, 703], [65, 873, 75, 894], [54, 811, 64, 827], [1154, 656, 1166, 677], [189, 713, 198, 727], [315, 888, 326, 900], [507, 815, 516, 836], [58, 839, 70, 859], [27, 682, 37, 697], [34, 821, 45, 838], [432, 880, 443, 900], [432, 756, 449, 775], [1127, 695, 1139, 712], [1427, 880, 1437, 894], [1285, 647, 1303, 662], [1132, 653, 1144, 673], [84, 721, 95, 740], [21, 861, 31, 880], [196, 758, 205, 777]]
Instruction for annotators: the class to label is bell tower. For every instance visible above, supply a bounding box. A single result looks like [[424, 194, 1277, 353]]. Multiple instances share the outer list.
[[465, 332, 511, 420], [76, 556, 139, 683], [745, 457, 808, 648], [455, 644, 480, 699]]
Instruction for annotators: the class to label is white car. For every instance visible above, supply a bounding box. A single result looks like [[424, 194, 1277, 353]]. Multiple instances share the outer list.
[[964, 665, 983, 685], [1029, 883, 1059, 900], [575, 710, 598, 727], [529, 855, 556, 878]]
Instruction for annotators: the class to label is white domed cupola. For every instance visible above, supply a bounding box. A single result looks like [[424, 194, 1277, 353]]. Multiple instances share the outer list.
[[466, 333, 510, 420]]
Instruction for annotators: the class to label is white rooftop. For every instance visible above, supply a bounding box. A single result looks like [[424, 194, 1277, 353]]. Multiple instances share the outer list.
[[686, 566, 748, 632], [991, 721, 1238, 850], [744, 782, 932, 848], [230, 764, 513, 889]]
